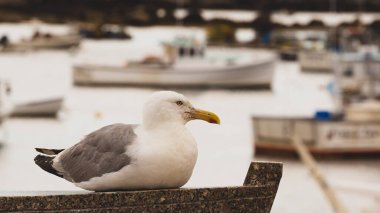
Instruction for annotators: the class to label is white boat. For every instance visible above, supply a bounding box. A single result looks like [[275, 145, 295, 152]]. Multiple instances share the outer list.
[[299, 31, 335, 72], [273, 29, 331, 62], [253, 64, 380, 158], [73, 58, 275, 89], [73, 38, 276, 89], [252, 115, 380, 157], [299, 50, 335, 72], [11, 98, 63, 117], [335, 51, 380, 96], [254, 45, 380, 157], [1, 34, 80, 52]]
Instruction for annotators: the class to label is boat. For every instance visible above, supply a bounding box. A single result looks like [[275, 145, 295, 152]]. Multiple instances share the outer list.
[[253, 69, 380, 157], [272, 30, 300, 61], [0, 79, 62, 118], [0, 161, 282, 212], [334, 26, 380, 94], [299, 50, 335, 72], [73, 37, 276, 89], [253, 115, 380, 157], [253, 74, 380, 157], [253, 54, 380, 157], [11, 97, 63, 117], [79, 24, 132, 40], [298, 34, 337, 73], [273, 29, 337, 66], [278, 46, 298, 61], [299, 31, 335, 72], [73, 58, 275, 89], [254, 32, 380, 157], [335, 49, 380, 96], [0, 34, 81, 52]]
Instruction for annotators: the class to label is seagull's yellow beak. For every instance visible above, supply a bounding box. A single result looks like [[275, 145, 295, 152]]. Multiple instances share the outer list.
[[190, 108, 220, 124]]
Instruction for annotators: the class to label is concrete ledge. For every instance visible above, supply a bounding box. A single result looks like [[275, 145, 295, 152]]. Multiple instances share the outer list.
[[0, 161, 282, 212]]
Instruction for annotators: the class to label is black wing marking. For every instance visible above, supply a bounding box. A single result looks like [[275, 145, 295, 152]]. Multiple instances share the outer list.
[[35, 148, 65, 155], [34, 155, 63, 178]]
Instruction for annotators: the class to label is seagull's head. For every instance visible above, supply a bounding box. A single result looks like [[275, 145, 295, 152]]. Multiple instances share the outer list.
[[143, 91, 220, 128]]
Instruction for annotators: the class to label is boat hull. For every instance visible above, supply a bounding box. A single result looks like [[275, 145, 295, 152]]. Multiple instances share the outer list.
[[2, 35, 80, 52], [253, 116, 380, 157], [73, 59, 275, 89], [11, 98, 63, 117]]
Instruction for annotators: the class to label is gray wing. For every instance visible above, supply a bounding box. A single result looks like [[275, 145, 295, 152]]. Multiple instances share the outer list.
[[55, 124, 137, 183]]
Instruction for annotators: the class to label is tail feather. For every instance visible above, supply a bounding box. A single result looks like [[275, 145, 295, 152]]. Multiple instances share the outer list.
[[34, 154, 63, 179], [35, 148, 64, 155]]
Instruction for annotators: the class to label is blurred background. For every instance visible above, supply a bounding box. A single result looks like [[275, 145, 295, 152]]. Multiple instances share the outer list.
[[1, 0, 380, 212]]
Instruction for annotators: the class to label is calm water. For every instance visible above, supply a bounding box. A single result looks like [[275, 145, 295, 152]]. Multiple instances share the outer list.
[[0, 25, 379, 213]]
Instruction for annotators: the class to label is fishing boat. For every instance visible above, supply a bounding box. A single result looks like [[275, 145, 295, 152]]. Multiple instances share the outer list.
[[299, 50, 335, 72], [272, 30, 300, 61], [0, 161, 282, 212], [0, 34, 80, 52], [334, 25, 380, 94], [335, 49, 380, 96], [254, 32, 380, 156], [253, 70, 380, 157], [73, 37, 276, 89], [253, 113, 380, 157], [278, 46, 298, 61], [298, 36, 335, 72], [79, 24, 132, 40], [11, 97, 63, 117], [254, 54, 380, 157], [298, 30, 335, 72]]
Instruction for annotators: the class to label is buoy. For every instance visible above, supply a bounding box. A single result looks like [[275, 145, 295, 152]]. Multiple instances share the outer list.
[[95, 111, 102, 119]]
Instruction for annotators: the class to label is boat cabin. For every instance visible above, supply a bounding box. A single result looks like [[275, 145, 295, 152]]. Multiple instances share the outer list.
[[336, 50, 380, 99], [162, 36, 205, 63]]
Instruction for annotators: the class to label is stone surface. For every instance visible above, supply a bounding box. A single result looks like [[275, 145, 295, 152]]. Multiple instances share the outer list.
[[0, 161, 282, 213]]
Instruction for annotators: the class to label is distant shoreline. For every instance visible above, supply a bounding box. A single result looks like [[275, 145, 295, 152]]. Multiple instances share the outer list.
[[1, 8, 380, 28]]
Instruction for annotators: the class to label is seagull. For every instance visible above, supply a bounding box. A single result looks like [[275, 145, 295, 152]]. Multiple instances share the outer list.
[[34, 91, 220, 191]]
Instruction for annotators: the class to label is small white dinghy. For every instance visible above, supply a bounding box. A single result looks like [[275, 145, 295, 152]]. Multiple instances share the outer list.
[[11, 98, 63, 117]]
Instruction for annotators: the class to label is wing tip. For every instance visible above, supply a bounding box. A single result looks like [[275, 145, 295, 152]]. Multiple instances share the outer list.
[[34, 154, 64, 179], [35, 147, 43, 153], [35, 148, 64, 155]]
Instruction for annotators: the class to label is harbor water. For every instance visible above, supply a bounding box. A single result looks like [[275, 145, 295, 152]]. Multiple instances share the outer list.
[[0, 25, 379, 212]]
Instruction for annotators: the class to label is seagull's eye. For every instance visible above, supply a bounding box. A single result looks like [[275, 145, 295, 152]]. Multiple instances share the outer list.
[[176, 101, 183, 106]]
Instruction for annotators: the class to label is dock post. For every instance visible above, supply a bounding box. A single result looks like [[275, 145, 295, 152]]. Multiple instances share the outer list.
[[243, 162, 283, 213]]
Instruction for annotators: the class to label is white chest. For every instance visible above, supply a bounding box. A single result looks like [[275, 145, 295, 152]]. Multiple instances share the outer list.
[[133, 126, 198, 187]]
